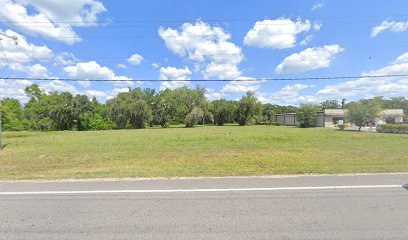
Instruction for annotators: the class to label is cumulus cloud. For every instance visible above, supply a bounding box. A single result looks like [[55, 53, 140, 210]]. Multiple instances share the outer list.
[[258, 51, 408, 105], [0, 79, 33, 102], [205, 88, 223, 101], [9, 63, 49, 78], [371, 20, 408, 38], [159, 21, 244, 79], [0, 77, 81, 103], [0, 29, 53, 65], [159, 66, 192, 90], [0, 29, 54, 78], [0, 0, 106, 44], [316, 60, 408, 100], [256, 84, 315, 105], [127, 53, 144, 65], [275, 44, 344, 74], [244, 18, 321, 49], [204, 63, 241, 80], [63, 61, 134, 88], [221, 77, 262, 94], [394, 51, 408, 64]]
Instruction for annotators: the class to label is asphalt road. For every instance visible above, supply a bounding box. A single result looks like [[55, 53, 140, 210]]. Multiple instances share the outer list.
[[1, 174, 408, 240]]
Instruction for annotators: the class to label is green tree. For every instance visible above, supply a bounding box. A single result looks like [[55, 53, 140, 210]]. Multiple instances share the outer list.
[[24, 84, 43, 101], [296, 104, 320, 128], [211, 99, 237, 126], [108, 88, 152, 129], [347, 100, 382, 131], [185, 107, 204, 128], [1, 98, 26, 131], [237, 91, 263, 126], [24, 91, 77, 131], [320, 100, 341, 110]]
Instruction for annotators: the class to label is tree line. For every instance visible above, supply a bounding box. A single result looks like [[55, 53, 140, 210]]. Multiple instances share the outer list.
[[1, 84, 407, 131]]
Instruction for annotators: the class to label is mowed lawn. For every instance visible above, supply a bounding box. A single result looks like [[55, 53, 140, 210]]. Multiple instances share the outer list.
[[1, 125, 407, 180]]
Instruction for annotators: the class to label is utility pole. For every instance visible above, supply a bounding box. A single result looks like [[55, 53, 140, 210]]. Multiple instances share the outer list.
[[0, 32, 18, 150]]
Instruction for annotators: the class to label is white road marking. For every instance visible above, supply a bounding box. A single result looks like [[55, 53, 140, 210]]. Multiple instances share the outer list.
[[0, 185, 404, 195]]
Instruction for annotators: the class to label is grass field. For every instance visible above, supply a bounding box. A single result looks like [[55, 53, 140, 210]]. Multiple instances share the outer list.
[[1, 125, 407, 180]]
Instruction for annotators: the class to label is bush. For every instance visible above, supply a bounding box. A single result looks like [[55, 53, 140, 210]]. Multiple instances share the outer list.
[[161, 122, 171, 128], [338, 124, 346, 131], [377, 124, 408, 134], [257, 122, 283, 126]]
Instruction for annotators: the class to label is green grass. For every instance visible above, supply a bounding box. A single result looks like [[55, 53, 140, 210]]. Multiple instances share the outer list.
[[1, 125, 408, 180]]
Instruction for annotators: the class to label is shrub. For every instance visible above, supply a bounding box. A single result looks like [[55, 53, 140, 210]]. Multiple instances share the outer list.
[[271, 122, 283, 126], [337, 122, 349, 131], [256, 122, 283, 126], [377, 124, 408, 134], [161, 122, 171, 128]]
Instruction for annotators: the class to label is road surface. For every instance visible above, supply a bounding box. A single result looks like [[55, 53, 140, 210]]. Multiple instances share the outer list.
[[1, 174, 408, 239]]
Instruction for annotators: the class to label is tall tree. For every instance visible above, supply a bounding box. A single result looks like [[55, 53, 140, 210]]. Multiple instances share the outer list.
[[347, 100, 382, 131], [296, 104, 320, 128], [320, 100, 341, 110], [237, 91, 263, 126], [0, 98, 26, 131], [211, 99, 237, 126], [108, 88, 152, 129]]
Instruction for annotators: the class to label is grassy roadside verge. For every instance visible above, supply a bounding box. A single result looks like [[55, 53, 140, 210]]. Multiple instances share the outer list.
[[1, 126, 407, 180]]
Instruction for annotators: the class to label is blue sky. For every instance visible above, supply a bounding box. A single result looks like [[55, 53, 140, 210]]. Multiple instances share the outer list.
[[1, 0, 408, 105]]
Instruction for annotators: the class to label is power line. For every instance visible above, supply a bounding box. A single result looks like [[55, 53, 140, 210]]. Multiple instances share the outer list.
[[2, 74, 408, 82], [2, 14, 408, 24]]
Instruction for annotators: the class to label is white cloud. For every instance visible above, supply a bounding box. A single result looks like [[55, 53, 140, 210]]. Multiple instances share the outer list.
[[127, 53, 144, 65], [311, 2, 325, 11], [244, 18, 320, 49], [204, 63, 241, 80], [9, 63, 48, 77], [41, 79, 78, 94], [371, 20, 408, 38], [0, 29, 54, 78], [221, 77, 261, 94], [394, 52, 408, 64], [259, 52, 408, 105], [275, 44, 344, 74], [116, 63, 127, 69], [0, 29, 53, 65], [0, 77, 134, 103], [0, 0, 106, 44], [63, 61, 134, 87], [256, 84, 315, 105], [300, 35, 313, 46], [0, 79, 32, 102], [159, 21, 244, 79], [205, 88, 223, 101], [316, 61, 408, 100], [152, 63, 160, 69], [159, 66, 192, 90], [55, 52, 79, 66]]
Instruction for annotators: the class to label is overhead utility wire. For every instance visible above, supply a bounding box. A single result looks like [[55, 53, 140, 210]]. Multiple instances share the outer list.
[[2, 14, 408, 24], [2, 74, 408, 82]]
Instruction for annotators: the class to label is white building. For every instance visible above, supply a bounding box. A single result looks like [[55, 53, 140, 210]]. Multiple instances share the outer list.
[[271, 109, 405, 128]]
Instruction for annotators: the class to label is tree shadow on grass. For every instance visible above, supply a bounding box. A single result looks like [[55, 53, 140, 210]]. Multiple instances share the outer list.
[[0, 143, 8, 150]]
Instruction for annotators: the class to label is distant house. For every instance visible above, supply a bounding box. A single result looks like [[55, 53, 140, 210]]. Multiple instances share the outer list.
[[271, 109, 404, 128]]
